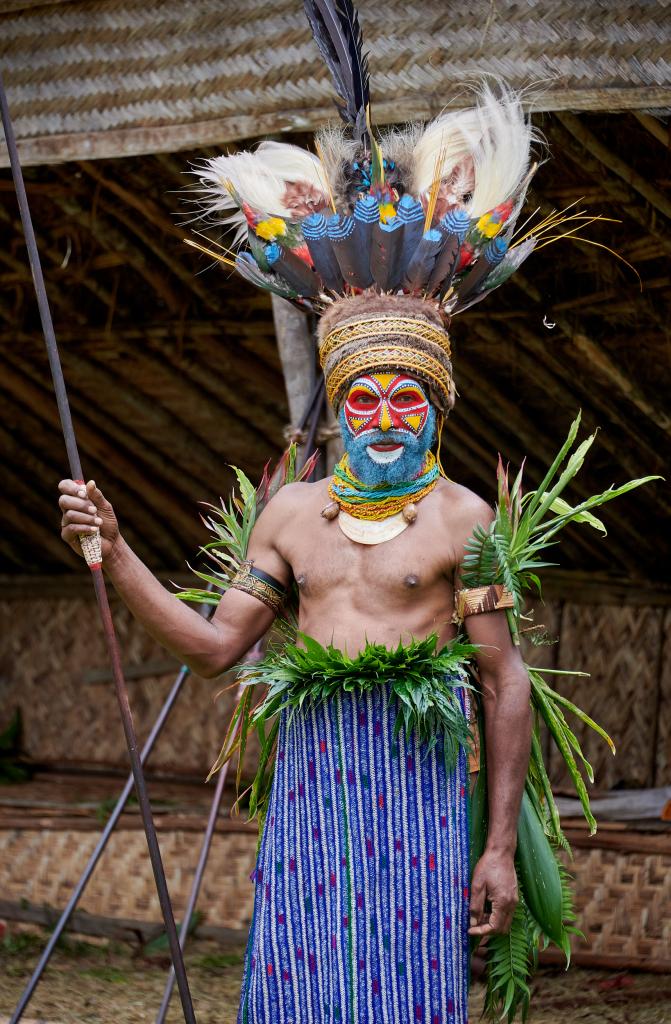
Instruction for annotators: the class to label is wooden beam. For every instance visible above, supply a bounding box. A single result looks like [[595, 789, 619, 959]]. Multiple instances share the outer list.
[[0, 357, 190, 560], [51, 366, 216, 517], [547, 120, 671, 256], [512, 272, 671, 435], [539, 948, 671, 974], [454, 343, 653, 570], [77, 169, 226, 318], [540, 569, 671, 606], [0, 385, 170, 566], [0, 472, 75, 568], [131, 333, 286, 451], [61, 349, 222, 497], [450, 362, 631, 569], [557, 112, 671, 223], [45, 188, 183, 316], [551, 277, 670, 313], [0, 202, 129, 319], [437, 416, 502, 497], [79, 160, 232, 318], [83, 658, 180, 685], [106, 337, 284, 455], [4, 87, 671, 168], [1, 568, 668, 603], [0, 314, 278, 350], [271, 295, 316, 426], [0, 898, 248, 949], [0, 247, 88, 326], [0, 572, 194, 599], [465, 318, 669, 504], [633, 112, 670, 148], [0, 542, 30, 573]]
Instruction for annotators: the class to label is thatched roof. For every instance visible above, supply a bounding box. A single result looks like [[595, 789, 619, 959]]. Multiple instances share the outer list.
[[1, 0, 670, 166], [1, 108, 669, 582]]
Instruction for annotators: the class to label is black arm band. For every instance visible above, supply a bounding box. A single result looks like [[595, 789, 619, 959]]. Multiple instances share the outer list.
[[229, 560, 287, 614]]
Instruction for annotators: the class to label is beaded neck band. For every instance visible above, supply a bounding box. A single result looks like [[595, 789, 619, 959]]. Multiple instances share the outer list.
[[329, 451, 440, 521]]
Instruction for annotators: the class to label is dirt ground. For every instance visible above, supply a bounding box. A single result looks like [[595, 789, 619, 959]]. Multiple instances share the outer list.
[[1, 929, 669, 1024]]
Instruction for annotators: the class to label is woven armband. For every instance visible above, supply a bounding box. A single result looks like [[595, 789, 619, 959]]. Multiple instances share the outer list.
[[454, 584, 514, 622], [230, 560, 286, 614]]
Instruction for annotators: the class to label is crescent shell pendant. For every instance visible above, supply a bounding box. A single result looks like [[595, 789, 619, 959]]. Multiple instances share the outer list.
[[337, 509, 410, 546]]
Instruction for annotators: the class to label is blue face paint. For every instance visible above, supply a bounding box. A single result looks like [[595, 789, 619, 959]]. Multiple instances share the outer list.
[[338, 405, 436, 486]]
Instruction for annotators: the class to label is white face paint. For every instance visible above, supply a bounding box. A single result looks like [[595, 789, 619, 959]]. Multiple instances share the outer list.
[[365, 444, 404, 465]]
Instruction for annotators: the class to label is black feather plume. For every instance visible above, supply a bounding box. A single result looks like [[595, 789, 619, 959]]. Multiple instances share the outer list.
[[304, 0, 371, 148]]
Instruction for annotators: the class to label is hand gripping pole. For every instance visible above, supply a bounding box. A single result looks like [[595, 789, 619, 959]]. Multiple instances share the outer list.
[[0, 72, 197, 1024]]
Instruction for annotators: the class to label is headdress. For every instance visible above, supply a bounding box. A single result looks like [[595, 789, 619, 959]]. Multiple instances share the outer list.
[[187, 0, 540, 413]]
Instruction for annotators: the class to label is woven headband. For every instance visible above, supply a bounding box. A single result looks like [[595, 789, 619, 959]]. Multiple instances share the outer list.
[[324, 344, 454, 409], [320, 315, 452, 363]]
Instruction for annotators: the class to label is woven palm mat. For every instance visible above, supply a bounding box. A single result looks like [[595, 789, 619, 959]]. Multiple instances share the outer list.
[[2, 0, 670, 165], [1, 934, 670, 1024]]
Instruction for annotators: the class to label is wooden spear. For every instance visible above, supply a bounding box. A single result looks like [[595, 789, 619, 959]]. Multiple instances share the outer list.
[[0, 73, 197, 1024]]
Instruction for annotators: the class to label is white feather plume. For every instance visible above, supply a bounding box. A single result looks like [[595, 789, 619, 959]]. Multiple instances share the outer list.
[[411, 85, 538, 218], [193, 141, 329, 244]]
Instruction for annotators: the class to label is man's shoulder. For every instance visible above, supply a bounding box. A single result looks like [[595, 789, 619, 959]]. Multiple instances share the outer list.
[[434, 478, 494, 530], [262, 478, 330, 517]]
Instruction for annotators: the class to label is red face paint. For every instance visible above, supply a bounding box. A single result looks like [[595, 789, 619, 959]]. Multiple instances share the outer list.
[[344, 373, 430, 438]]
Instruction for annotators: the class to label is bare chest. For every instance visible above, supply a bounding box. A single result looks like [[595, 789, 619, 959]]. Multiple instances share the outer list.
[[281, 509, 459, 601]]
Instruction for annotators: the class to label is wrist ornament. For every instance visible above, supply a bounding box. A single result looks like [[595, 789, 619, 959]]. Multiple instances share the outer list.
[[229, 560, 286, 614], [454, 584, 514, 623]]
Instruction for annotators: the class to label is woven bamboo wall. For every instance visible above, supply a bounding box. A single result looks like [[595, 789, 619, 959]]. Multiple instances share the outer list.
[[551, 605, 669, 789], [0, 595, 240, 776], [0, 593, 669, 786], [566, 843, 671, 965], [2, 822, 669, 968], [0, 824, 257, 932]]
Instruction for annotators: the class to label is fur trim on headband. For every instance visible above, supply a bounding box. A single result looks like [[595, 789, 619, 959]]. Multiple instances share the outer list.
[[318, 291, 449, 340]]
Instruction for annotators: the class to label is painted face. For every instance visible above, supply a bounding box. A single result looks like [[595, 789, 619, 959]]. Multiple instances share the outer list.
[[344, 373, 430, 447], [339, 372, 436, 486]]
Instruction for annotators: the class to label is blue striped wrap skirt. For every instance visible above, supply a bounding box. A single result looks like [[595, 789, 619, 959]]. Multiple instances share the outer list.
[[238, 681, 470, 1024]]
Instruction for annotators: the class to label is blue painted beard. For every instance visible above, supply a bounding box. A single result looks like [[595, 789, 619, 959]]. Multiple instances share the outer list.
[[338, 406, 437, 486]]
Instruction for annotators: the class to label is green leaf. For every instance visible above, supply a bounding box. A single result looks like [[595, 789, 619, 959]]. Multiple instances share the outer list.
[[523, 412, 582, 521], [485, 901, 532, 1023], [543, 686, 616, 755], [231, 466, 257, 510], [532, 682, 596, 834], [516, 791, 564, 946], [549, 496, 606, 534], [528, 432, 597, 530]]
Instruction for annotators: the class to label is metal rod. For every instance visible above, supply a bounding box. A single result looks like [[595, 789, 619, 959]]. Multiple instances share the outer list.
[[0, 72, 197, 1024], [10, 665, 190, 1022], [9, 590, 213, 1022], [156, 637, 260, 1022], [301, 380, 325, 470], [155, 736, 231, 1023], [297, 373, 325, 433]]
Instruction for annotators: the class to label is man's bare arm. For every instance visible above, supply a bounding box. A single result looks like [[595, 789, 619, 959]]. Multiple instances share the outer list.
[[465, 609, 531, 935], [58, 479, 291, 677], [449, 491, 531, 936]]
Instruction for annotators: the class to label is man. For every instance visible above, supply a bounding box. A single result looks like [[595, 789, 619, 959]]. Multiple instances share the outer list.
[[59, 292, 530, 1023], [59, 4, 537, 1015]]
